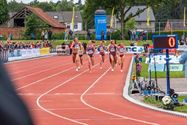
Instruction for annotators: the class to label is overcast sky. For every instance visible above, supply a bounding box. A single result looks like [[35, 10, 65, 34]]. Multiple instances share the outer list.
[[7, 0, 85, 4]]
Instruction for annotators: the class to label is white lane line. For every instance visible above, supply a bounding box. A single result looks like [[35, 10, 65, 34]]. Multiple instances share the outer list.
[[31, 108, 91, 111], [17, 67, 74, 90], [36, 63, 100, 125], [36, 69, 92, 125], [80, 68, 160, 125], [13, 62, 72, 81], [8, 57, 71, 75]]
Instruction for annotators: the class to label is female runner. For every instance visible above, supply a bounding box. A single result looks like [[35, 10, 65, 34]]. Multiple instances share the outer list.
[[98, 41, 106, 69], [78, 43, 84, 66], [117, 43, 126, 72], [71, 38, 81, 71], [86, 40, 95, 72], [108, 40, 117, 71]]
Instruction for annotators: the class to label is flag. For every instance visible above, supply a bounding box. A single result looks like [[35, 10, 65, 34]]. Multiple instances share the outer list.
[[71, 7, 75, 31], [184, 7, 186, 27], [146, 7, 150, 27], [110, 8, 115, 28]]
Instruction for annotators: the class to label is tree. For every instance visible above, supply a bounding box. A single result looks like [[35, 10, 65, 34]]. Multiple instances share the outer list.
[[30, 1, 55, 11], [25, 14, 49, 39], [56, 0, 74, 11], [0, 0, 9, 24], [8, 0, 25, 12], [84, 0, 162, 39]]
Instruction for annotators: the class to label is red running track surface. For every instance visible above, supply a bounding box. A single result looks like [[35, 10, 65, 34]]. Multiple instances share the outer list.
[[6, 55, 187, 125]]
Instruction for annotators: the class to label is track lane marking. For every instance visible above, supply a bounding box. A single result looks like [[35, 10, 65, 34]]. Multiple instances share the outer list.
[[8, 57, 72, 75], [80, 68, 160, 125], [13, 62, 72, 81], [17, 66, 74, 90], [36, 62, 102, 125]]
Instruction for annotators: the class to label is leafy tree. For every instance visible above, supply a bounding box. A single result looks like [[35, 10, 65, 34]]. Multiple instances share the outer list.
[[84, 0, 162, 39], [56, 0, 74, 11], [0, 0, 9, 24], [125, 18, 136, 31], [25, 14, 49, 39], [8, 0, 25, 12], [30, 1, 55, 11]]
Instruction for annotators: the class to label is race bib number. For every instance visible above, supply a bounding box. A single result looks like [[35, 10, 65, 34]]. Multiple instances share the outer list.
[[100, 47, 104, 51], [75, 44, 80, 49], [110, 48, 115, 52], [119, 48, 125, 53], [78, 50, 83, 55], [88, 50, 93, 54]]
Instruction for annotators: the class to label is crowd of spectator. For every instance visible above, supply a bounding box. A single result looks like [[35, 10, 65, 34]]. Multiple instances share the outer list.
[[0, 40, 52, 52]]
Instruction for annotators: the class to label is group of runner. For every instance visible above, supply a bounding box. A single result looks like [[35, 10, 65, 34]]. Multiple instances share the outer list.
[[70, 38, 126, 72]]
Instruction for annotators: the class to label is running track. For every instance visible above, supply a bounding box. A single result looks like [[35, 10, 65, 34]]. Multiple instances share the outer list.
[[6, 55, 187, 125]]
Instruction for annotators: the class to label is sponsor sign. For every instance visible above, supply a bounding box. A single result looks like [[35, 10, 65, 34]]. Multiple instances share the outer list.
[[40, 48, 50, 55], [126, 46, 144, 53]]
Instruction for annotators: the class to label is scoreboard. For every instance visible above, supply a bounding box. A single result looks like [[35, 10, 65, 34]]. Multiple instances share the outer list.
[[152, 35, 178, 49]]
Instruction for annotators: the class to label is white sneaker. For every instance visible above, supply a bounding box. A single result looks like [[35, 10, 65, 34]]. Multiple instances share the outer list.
[[120, 70, 123, 72], [76, 68, 79, 71], [111, 69, 114, 72]]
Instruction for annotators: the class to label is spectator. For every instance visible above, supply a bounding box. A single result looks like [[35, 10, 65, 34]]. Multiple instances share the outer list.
[[179, 51, 187, 78], [41, 31, 45, 41], [48, 30, 52, 40], [87, 30, 91, 40], [107, 29, 111, 40]]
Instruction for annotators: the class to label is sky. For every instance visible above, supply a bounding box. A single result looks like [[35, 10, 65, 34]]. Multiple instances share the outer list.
[[7, 0, 85, 4]]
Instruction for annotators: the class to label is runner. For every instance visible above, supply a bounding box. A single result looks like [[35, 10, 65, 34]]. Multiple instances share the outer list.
[[108, 40, 117, 71], [117, 43, 126, 72], [98, 41, 106, 69], [78, 43, 84, 66], [71, 38, 81, 71], [86, 40, 95, 72]]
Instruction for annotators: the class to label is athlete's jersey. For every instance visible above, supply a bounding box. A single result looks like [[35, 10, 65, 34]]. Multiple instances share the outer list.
[[72, 42, 81, 54], [98, 45, 105, 55], [87, 45, 94, 55], [108, 44, 117, 55], [118, 46, 126, 55]]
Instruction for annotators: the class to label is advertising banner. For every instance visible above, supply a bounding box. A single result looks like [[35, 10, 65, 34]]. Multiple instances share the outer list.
[[126, 46, 144, 54], [40, 48, 50, 55]]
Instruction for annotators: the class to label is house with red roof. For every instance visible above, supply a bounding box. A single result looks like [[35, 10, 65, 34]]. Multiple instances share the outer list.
[[0, 6, 66, 39]]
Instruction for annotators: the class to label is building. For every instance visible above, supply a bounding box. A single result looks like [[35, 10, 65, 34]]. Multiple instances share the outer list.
[[111, 6, 155, 32], [47, 11, 83, 32], [0, 6, 65, 39]]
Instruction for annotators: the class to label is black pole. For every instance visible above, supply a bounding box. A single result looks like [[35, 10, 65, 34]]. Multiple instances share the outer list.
[[153, 54, 158, 91], [148, 52, 152, 84], [166, 49, 171, 96]]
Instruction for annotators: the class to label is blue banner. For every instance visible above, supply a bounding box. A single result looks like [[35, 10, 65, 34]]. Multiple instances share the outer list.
[[95, 15, 107, 40]]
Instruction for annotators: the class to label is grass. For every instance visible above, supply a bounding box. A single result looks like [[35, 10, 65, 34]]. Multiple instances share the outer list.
[[175, 96, 187, 113], [144, 96, 187, 114], [133, 57, 185, 78], [144, 96, 163, 108]]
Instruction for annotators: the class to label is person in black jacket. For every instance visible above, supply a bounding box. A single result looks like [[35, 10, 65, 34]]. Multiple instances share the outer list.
[[0, 61, 33, 125]]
